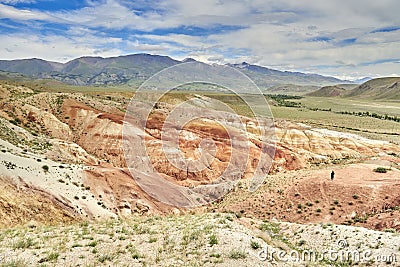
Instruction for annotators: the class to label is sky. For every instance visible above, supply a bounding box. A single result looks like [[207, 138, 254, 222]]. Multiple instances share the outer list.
[[0, 0, 399, 80]]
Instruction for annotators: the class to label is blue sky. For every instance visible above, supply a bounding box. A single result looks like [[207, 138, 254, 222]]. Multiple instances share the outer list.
[[0, 0, 399, 79]]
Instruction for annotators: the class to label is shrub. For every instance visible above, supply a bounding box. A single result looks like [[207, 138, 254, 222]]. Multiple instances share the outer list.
[[42, 165, 49, 172], [384, 228, 396, 233], [297, 240, 306, 246], [98, 254, 113, 263], [13, 237, 35, 249], [46, 252, 59, 261], [88, 241, 98, 247], [131, 249, 142, 259], [374, 167, 388, 173], [209, 234, 218, 246], [250, 240, 261, 249], [229, 249, 247, 259], [0, 260, 27, 266], [148, 237, 157, 243]]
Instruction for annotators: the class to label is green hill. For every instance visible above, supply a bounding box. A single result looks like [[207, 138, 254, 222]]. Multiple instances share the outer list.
[[345, 77, 400, 100], [306, 85, 347, 97]]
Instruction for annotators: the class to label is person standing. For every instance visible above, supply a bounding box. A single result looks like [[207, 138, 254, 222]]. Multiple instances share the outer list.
[[330, 170, 335, 181]]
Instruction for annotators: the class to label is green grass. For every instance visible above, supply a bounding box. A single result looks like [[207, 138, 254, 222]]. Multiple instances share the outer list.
[[209, 234, 218, 246], [0, 260, 27, 267], [13, 237, 35, 249], [97, 254, 113, 263], [294, 97, 400, 117], [130, 247, 143, 259], [229, 249, 247, 259], [259, 222, 280, 235], [45, 252, 59, 262]]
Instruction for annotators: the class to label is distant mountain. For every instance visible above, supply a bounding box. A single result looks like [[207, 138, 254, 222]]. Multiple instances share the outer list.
[[345, 77, 400, 100], [353, 77, 373, 84], [0, 58, 63, 76], [227, 62, 347, 88], [0, 54, 179, 86], [306, 85, 347, 97], [0, 54, 348, 88]]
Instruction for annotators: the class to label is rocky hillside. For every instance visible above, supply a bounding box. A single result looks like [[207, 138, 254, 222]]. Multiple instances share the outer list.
[[0, 176, 76, 227], [0, 81, 399, 225], [0, 81, 400, 266], [345, 77, 400, 100]]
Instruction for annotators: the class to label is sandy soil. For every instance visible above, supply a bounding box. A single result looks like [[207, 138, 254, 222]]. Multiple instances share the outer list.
[[215, 158, 400, 231]]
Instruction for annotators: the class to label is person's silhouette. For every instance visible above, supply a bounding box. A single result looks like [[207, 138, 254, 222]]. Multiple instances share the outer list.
[[330, 170, 335, 181]]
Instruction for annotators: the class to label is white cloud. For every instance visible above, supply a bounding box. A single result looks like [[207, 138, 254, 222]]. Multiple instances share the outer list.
[[126, 40, 168, 53], [0, 33, 123, 62], [48, 0, 181, 31], [0, 0, 36, 4], [139, 34, 209, 49], [0, 3, 50, 20]]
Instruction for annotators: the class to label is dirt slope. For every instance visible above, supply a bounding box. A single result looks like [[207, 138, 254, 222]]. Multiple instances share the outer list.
[[0, 177, 76, 227], [214, 158, 400, 231]]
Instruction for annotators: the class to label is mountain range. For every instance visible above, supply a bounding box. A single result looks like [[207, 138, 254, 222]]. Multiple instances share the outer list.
[[0, 54, 347, 88]]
